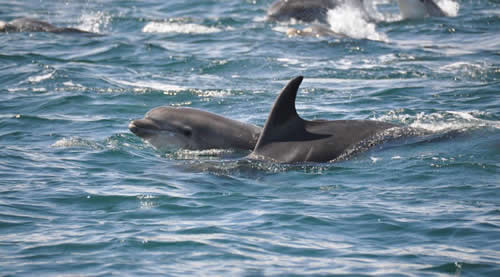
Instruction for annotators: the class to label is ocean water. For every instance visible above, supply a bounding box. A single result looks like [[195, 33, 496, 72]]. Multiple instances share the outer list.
[[1, 0, 499, 275]]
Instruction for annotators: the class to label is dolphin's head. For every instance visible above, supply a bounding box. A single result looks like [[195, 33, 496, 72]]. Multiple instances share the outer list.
[[130, 106, 262, 152], [129, 106, 204, 151], [397, 0, 446, 19]]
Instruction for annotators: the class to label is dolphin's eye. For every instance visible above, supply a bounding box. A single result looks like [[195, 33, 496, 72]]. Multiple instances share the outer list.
[[183, 128, 192, 137]]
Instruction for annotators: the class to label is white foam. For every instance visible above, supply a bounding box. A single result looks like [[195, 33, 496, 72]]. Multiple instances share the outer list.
[[63, 81, 84, 87], [276, 57, 301, 65], [28, 72, 54, 83], [52, 137, 101, 149], [375, 110, 500, 133], [439, 61, 492, 80], [437, 0, 460, 17], [440, 62, 481, 71], [142, 22, 222, 34], [327, 3, 388, 42], [111, 79, 186, 93], [370, 156, 380, 163], [7, 88, 26, 93]]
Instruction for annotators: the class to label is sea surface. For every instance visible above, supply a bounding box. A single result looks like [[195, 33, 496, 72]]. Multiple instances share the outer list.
[[1, 0, 499, 276]]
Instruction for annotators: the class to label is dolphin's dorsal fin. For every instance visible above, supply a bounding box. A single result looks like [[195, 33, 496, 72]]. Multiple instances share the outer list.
[[253, 76, 304, 150], [264, 76, 303, 127]]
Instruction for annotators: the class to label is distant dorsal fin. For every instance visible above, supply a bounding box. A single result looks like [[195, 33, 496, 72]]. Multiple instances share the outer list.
[[253, 76, 304, 150]]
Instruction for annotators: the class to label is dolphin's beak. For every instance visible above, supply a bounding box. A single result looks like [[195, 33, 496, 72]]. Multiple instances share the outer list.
[[129, 118, 161, 138]]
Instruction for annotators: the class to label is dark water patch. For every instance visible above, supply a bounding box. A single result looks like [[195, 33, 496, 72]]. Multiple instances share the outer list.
[[176, 225, 226, 235]]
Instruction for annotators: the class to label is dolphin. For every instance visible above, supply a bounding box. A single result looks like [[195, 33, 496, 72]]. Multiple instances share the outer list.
[[0, 18, 92, 34], [267, 0, 365, 23], [248, 76, 400, 163], [129, 107, 262, 151], [268, 0, 338, 23], [267, 0, 447, 24]]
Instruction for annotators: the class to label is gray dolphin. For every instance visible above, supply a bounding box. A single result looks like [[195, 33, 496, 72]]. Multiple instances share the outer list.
[[268, 0, 339, 23], [248, 76, 400, 163], [0, 18, 92, 34], [129, 107, 262, 151], [267, 0, 366, 23], [267, 0, 447, 24]]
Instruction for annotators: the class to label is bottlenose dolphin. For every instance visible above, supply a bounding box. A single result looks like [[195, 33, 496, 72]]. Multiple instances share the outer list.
[[267, 0, 365, 23], [248, 76, 399, 163], [0, 18, 91, 34], [129, 107, 262, 151], [267, 0, 447, 24]]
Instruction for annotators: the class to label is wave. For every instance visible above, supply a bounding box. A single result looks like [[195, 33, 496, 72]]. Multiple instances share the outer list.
[[108, 78, 186, 93], [373, 110, 500, 133], [142, 21, 223, 34], [74, 11, 111, 33], [436, 0, 460, 17], [51, 137, 103, 150], [327, 2, 388, 42], [27, 71, 54, 83]]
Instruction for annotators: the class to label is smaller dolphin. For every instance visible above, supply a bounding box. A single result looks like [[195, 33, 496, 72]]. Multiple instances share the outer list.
[[0, 18, 91, 34], [248, 76, 400, 163], [129, 107, 262, 151], [267, 0, 447, 24], [267, 0, 341, 23]]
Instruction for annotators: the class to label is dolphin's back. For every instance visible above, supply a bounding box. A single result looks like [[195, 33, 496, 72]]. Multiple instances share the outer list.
[[6, 18, 57, 32], [249, 76, 398, 163], [0, 18, 92, 34], [267, 0, 338, 23]]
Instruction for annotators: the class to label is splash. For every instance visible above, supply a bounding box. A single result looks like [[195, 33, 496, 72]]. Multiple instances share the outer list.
[[374, 110, 500, 133], [327, 3, 388, 42], [439, 61, 494, 81], [52, 137, 102, 150], [142, 22, 222, 34], [27, 71, 54, 83], [76, 11, 111, 33], [437, 0, 460, 17], [362, 0, 403, 22]]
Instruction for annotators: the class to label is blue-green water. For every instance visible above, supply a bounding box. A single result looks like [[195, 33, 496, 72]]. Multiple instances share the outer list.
[[1, 0, 499, 275]]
